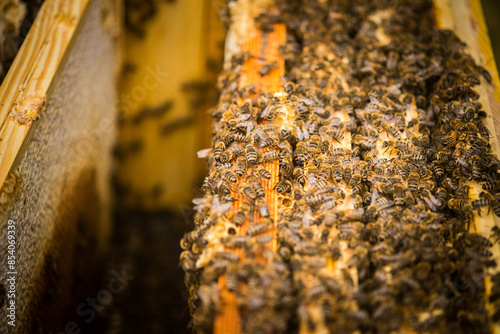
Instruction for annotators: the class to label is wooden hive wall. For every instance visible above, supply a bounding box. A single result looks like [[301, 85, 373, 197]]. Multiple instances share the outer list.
[[115, 0, 225, 211], [0, 0, 120, 332]]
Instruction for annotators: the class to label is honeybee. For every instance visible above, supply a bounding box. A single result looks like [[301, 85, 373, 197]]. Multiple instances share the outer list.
[[225, 131, 247, 146], [332, 163, 343, 183], [405, 190, 415, 206], [202, 171, 219, 193], [410, 153, 426, 163], [182, 229, 202, 247], [308, 172, 328, 190], [247, 220, 272, 236], [284, 82, 296, 94], [214, 141, 225, 162], [393, 183, 404, 205], [218, 182, 231, 195], [256, 234, 273, 245], [407, 172, 419, 191], [180, 250, 197, 272], [442, 131, 459, 146], [230, 51, 253, 66], [222, 170, 237, 183], [483, 181, 500, 191], [259, 61, 278, 77], [480, 192, 500, 217], [218, 162, 233, 171], [235, 156, 247, 177], [448, 199, 471, 211], [293, 181, 304, 200], [343, 165, 352, 184], [234, 202, 251, 226], [305, 194, 333, 207], [238, 182, 258, 200], [280, 158, 293, 177], [245, 144, 258, 165], [215, 250, 240, 263], [308, 135, 321, 152], [262, 150, 280, 163], [249, 177, 266, 198], [220, 193, 237, 203], [256, 197, 270, 217], [294, 142, 311, 165], [255, 167, 271, 180], [260, 135, 279, 148], [491, 226, 500, 244], [293, 168, 306, 186], [276, 180, 292, 194], [442, 178, 458, 191], [367, 197, 393, 217], [280, 127, 293, 141]]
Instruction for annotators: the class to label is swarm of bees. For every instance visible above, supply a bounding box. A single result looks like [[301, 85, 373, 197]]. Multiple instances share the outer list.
[[181, 0, 500, 333]]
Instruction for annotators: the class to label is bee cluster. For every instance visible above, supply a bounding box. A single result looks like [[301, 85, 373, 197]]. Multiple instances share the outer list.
[[181, 0, 500, 333]]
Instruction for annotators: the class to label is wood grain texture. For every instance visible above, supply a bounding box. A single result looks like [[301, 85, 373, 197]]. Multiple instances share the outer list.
[[433, 1, 500, 333], [214, 21, 286, 334], [0, 0, 92, 190]]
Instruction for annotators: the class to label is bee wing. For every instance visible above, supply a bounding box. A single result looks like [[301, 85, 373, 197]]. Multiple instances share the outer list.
[[302, 125, 310, 139], [210, 196, 232, 216], [255, 127, 269, 140], [192, 198, 205, 205], [296, 126, 304, 140], [320, 199, 337, 211], [423, 196, 437, 211], [219, 202, 233, 215], [302, 208, 313, 227], [308, 173, 317, 188], [371, 188, 379, 206], [261, 104, 274, 118], [313, 106, 325, 114], [330, 117, 342, 127], [235, 113, 251, 121], [369, 95, 382, 106], [299, 97, 314, 106], [237, 121, 254, 137], [246, 121, 254, 137], [197, 148, 212, 158]]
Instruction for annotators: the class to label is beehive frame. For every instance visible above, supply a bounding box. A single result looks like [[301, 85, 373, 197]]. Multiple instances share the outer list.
[[182, 0, 500, 333]]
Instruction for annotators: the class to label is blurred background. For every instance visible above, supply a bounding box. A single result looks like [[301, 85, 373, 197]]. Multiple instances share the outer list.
[[483, 0, 500, 69]]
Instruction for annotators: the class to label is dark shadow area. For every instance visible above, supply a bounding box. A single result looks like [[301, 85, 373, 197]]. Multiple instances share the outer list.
[[92, 210, 192, 334], [482, 0, 500, 69]]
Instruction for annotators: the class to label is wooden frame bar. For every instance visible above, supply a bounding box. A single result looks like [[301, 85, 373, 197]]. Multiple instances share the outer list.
[[0, 0, 92, 190]]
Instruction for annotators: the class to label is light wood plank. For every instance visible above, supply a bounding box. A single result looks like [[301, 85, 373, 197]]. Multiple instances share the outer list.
[[214, 21, 286, 334], [433, 1, 500, 332], [116, 0, 226, 210], [0, 0, 92, 189]]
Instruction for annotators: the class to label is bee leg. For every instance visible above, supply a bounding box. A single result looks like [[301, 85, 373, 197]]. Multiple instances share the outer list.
[[475, 207, 482, 217]]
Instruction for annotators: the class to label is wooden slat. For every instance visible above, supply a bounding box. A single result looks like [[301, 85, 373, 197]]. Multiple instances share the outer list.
[[213, 22, 286, 334], [0, 0, 91, 189], [433, 1, 500, 332]]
